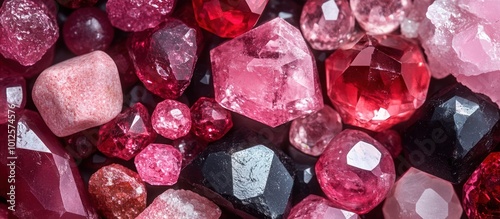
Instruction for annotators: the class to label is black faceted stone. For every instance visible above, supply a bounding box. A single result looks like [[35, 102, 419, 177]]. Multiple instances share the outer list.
[[402, 84, 500, 184], [181, 130, 295, 219]]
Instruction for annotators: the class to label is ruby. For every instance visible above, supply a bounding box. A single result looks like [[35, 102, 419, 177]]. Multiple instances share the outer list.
[[152, 99, 192, 140], [373, 129, 402, 158], [288, 195, 360, 219], [190, 97, 233, 142], [134, 144, 182, 186], [56, 0, 98, 8], [172, 133, 208, 167], [0, 76, 26, 124], [326, 35, 431, 131], [350, 0, 411, 34], [106, 0, 175, 32]]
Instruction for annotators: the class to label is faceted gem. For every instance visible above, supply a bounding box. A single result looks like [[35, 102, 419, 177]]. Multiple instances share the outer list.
[[64, 127, 99, 161], [63, 7, 114, 55], [402, 84, 500, 184], [128, 19, 199, 99], [0, 110, 98, 218], [326, 35, 431, 131], [463, 152, 500, 219], [136, 189, 222, 219], [0, 0, 59, 66], [134, 144, 182, 185], [300, 0, 356, 50], [373, 129, 402, 158], [56, 0, 98, 8], [192, 0, 269, 38], [173, 133, 208, 167], [32, 51, 123, 137], [383, 168, 463, 219], [0, 76, 26, 124], [191, 97, 233, 142], [152, 99, 192, 140], [350, 0, 411, 34], [106, 0, 175, 32], [211, 18, 324, 127], [97, 103, 156, 161], [288, 195, 360, 219], [316, 129, 396, 214], [88, 164, 147, 219], [0, 204, 7, 219], [182, 130, 295, 218]]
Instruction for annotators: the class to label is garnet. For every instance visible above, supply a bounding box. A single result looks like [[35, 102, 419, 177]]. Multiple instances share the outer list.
[[0, 45, 54, 78], [106, 0, 175, 32], [288, 195, 360, 219], [350, 0, 410, 34], [152, 99, 192, 140], [134, 144, 183, 186], [0, 76, 26, 124], [190, 97, 233, 142]]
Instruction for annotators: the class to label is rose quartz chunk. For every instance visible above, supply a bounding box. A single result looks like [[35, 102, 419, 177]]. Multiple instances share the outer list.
[[134, 144, 183, 185], [350, 0, 410, 34], [136, 189, 221, 219], [106, 0, 175, 32], [288, 195, 360, 219], [32, 51, 123, 137], [152, 99, 192, 140]]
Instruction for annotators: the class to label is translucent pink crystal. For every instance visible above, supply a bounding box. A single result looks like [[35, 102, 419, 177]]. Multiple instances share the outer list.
[[134, 144, 182, 186], [152, 99, 192, 140], [288, 195, 360, 219], [350, 0, 411, 34], [400, 0, 432, 38], [0, 76, 26, 124], [106, 0, 175, 32]]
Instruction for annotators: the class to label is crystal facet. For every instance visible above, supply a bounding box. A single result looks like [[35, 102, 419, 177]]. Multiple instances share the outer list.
[[106, 0, 175, 32], [350, 0, 410, 34], [0, 76, 25, 124], [152, 99, 192, 140], [134, 144, 182, 186], [190, 97, 233, 142], [288, 195, 360, 219]]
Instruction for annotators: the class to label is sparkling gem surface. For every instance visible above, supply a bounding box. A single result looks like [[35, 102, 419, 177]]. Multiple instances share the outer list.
[[400, 0, 432, 38], [0, 76, 25, 124], [56, 0, 98, 8], [350, 0, 410, 34], [134, 144, 182, 186], [0, 45, 54, 78], [173, 133, 208, 167], [106, 0, 175, 32], [288, 194, 360, 219], [152, 99, 192, 140], [191, 97, 233, 142]]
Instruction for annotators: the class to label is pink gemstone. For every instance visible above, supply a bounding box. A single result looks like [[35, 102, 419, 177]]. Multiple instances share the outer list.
[[32, 51, 123, 137], [0, 76, 26, 124], [350, 0, 411, 34], [400, 0, 432, 38], [64, 127, 99, 161], [300, 0, 356, 50], [288, 195, 360, 219], [136, 189, 222, 219], [129, 19, 199, 99], [373, 129, 402, 158], [191, 97, 233, 142], [106, 0, 175, 32], [172, 133, 207, 167], [63, 7, 114, 55], [97, 103, 156, 160], [0, 45, 55, 78], [315, 129, 396, 214], [211, 18, 324, 127], [56, 0, 98, 8], [134, 144, 183, 185], [326, 35, 431, 131], [152, 99, 192, 140], [289, 105, 342, 156], [383, 168, 463, 219], [0, 0, 59, 66]]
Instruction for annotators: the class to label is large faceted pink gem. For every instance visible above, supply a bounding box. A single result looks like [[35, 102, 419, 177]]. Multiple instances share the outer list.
[[134, 144, 182, 186], [211, 18, 324, 127], [288, 195, 360, 219], [106, 0, 175, 32], [326, 35, 431, 131], [350, 0, 410, 34], [315, 129, 395, 214]]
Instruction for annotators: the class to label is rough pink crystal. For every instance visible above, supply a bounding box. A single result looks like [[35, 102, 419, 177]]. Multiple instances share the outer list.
[[373, 129, 402, 158], [152, 99, 192, 140], [288, 195, 360, 219], [350, 0, 410, 34], [173, 133, 207, 167], [300, 0, 356, 50], [0, 76, 25, 124], [0, 45, 55, 78], [136, 189, 221, 219], [190, 97, 233, 142], [315, 129, 396, 214], [0, 0, 59, 66], [211, 18, 324, 127], [289, 105, 342, 156], [400, 0, 432, 38], [134, 144, 182, 185], [106, 0, 175, 32]]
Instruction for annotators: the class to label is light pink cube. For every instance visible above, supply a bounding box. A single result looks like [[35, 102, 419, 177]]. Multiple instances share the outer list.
[[33, 50, 123, 137]]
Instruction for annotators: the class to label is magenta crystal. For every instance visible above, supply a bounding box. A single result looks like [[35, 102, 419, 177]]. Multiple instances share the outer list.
[[0, 45, 55, 78], [106, 0, 175, 32], [288, 195, 360, 219], [152, 99, 192, 140], [350, 0, 411, 34], [134, 144, 183, 186], [190, 97, 233, 142], [0, 76, 25, 124]]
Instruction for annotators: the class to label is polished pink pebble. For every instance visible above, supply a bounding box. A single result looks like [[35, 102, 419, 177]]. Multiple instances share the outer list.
[[134, 144, 182, 185], [288, 195, 360, 219], [152, 99, 192, 140], [32, 51, 123, 137], [106, 0, 175, 32], [0, 76, 26, 124], [190, 97, 233, 142]]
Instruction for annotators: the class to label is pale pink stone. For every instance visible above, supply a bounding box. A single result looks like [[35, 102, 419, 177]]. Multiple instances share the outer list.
[[288, 195, 360, 219], [136, 189, 221, 219], [350, 0, 411, 34], [32, 51, 123, 137], [152, 99, 191, 140], [134, 144, 182, 185], [400, 0, 432, 38], [455, 72, 500, 107]]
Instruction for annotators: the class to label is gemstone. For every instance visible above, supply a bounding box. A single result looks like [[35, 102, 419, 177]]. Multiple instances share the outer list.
[[289, 105, 342, 156], [172, 133, 208, 167], [300, 0, 356, 50], [463, 152, 500, 219], [383, 168, 463, 219], [350, 0, 410, 34], [88, 164, 147, 219], [211, 18, 323, 127], [97, 103, 156, 161], [32, 51, 123, 137], [136, 189, 221, 219], [258, 0, 301, 27], [402, 84, 500, 184], [182, 130, 295, 218], [63, 7, 114, 55], [0, 110, 97, 218], [107, 39, 139, 90], [0, 0, 59, 66], [373, 129, 402, 158], [0, 45, 55, 78], [128, 18, 199, 99], [316, 129, 396, 214], [0, 76, 26, 124], [56, 0, 98, 8], [192, 0, 269, 38], [134, 144, 182, 186], [400, 0, 432, 38], [190, 97, 233, 142], [288, 195, 360, 219], [152, 99, 192, 140], [64, 127, 99, 161], [326, 35, 431, 131], [106, 0, 175, 32]]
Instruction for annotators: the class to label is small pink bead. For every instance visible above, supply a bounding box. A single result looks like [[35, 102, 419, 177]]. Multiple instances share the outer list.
[[134, 144, 183, 186], [152, 99, 192, 140]]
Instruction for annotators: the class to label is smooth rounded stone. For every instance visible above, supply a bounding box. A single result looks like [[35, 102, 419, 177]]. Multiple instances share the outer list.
[[288, 195, 360, 219], [0, 76, 26, 124], [88, 164, 147, 219], [300, 0, 356, 50], [315, 129, 396, 214], [172, 133, 208, 167], [134, 144, 182, 186], [106, 0, 175, 32], [32, 51, 122, 137], [152, 99, 192, 140], [190, 97, 233, 142], [400, 0, 432, 38], [289, 105, 342, 156], [350, 0, 410, 34], [211, 18, 323, 127], [0, 0, 59, 66], [373, 129, 402, 158], [383, 168, 463, 219], [64, 127, 99, 161], [57, 0, 98, 8], [63, 7, 114, 55], [136, 189, 221, 219]]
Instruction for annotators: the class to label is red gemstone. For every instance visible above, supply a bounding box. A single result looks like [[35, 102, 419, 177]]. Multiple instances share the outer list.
[[0, 45, 55, 78], [134, 144, 183, 186], [64, 127, 99, 161], [190, 97, 233, 142], [106, 0, 175, 32], [152, 99, 192, 140], [56, 0, 98, 8], [107, 39, 139, 90], [0, 76, 26, 124], [172, 133, 207, 167]]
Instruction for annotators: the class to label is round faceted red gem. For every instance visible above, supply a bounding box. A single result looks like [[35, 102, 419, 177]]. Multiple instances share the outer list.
[[152, 99, 192, 140], [326, 34, 430, 131], [190, 97, 233, 142]]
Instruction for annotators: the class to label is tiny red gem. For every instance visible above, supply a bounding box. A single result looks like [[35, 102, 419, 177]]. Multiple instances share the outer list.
[[190, 97, 233, 142]]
